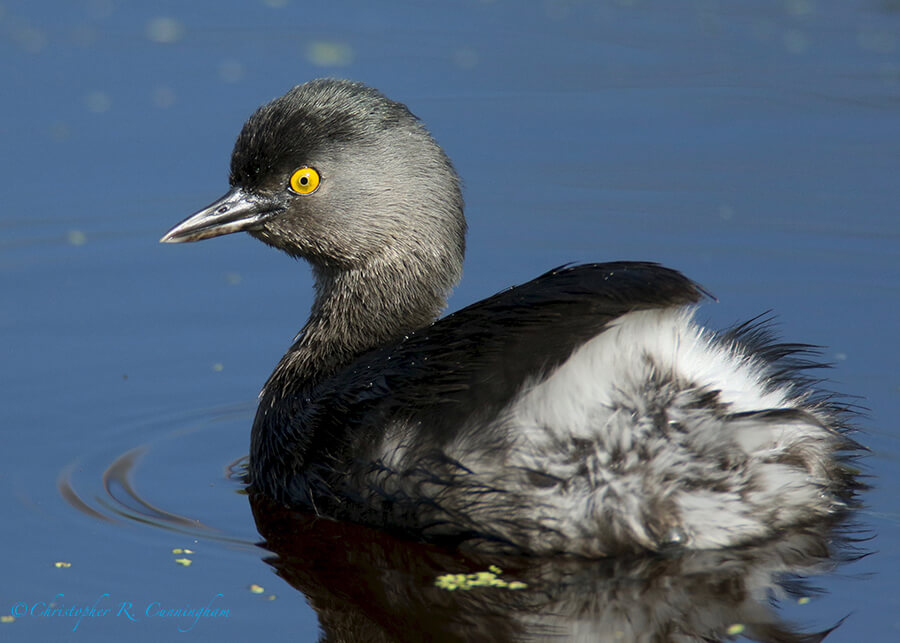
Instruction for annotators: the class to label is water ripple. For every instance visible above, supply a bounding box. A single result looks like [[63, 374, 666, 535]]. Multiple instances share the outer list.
[[58, 403, 257, 547]]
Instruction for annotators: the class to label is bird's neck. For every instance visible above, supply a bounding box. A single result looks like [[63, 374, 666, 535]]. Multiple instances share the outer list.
[[274, 261, 446, 390], [249, 259, 449, 492]]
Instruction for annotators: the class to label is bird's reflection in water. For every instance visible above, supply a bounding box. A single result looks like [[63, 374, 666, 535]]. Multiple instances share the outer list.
[[250, 493, 861, 643]]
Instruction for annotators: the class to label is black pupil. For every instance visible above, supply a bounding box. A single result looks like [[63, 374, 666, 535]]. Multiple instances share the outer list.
[[300, 176, 308, 185]]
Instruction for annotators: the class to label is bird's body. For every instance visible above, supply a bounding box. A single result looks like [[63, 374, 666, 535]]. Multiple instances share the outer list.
[[163, 79, 860, 556]]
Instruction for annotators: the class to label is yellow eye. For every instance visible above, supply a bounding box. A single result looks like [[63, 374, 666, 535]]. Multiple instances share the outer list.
[[289, 167, 320, 195]]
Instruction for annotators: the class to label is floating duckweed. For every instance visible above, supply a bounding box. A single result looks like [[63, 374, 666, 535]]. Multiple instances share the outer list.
[[797, 596, 811, 605], [218, 60, 245, 83], [171, 548, 194, 554], [174, 558, 192, 566], [726, 623, 746, 635], [146, 17, 185, 44], [249, 584, 265, 594], [434, 568, 527, 591], [1, 615, 14, 623], [452, 46, 479, 70], [83, 91, 111, 113], [307, 41, 354, 67], [265, 594, 277, 601], [152, 86, 176, 109], [434, 575, 457, 590], [53, 561, 72, 568]]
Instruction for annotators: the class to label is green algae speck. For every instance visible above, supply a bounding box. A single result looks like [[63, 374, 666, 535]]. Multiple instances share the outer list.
[[435, 567, 527, 591]]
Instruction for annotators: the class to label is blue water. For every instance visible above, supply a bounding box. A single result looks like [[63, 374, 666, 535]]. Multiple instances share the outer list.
[[2, 1, 898, 640]]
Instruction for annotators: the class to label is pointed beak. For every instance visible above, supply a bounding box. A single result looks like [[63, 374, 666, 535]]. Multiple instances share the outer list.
[[160, 187, 281, 243]]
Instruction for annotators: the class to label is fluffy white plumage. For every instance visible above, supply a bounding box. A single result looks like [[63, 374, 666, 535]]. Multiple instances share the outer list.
[[379, 307, 849, 555]]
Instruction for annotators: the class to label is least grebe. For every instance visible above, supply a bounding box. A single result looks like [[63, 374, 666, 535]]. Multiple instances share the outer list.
[[162, 79, 860, 556]]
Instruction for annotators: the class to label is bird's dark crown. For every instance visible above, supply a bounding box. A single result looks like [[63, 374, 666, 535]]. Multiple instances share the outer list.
[[229, 79, 420, 192]]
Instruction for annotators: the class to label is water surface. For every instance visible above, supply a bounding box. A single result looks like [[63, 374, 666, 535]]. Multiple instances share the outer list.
[[2, 1, 898, 640]]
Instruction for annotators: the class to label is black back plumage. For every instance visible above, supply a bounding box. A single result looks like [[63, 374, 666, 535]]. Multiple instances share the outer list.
[[341, 262, 702, 425], [260, 261, 706, 509]]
